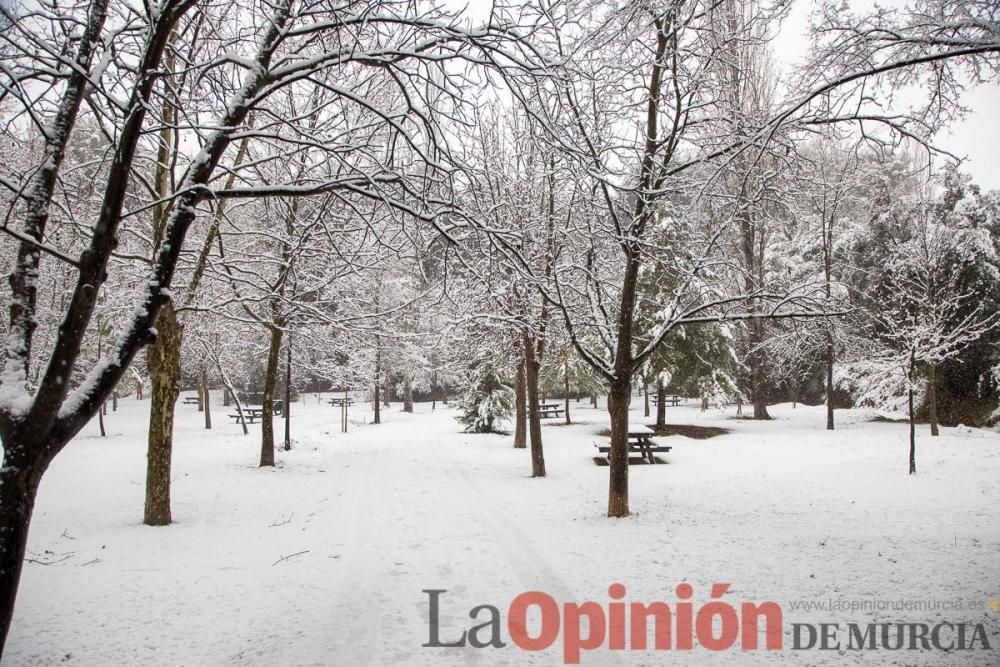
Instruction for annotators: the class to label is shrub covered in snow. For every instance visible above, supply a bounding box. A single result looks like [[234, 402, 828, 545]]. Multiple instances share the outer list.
[[456, 364, 513, 434]]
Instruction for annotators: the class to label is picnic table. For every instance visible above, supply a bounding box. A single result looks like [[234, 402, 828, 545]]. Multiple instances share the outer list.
[[539, 403, 563, 419], [182, 396, 200, 406], [228, 407, 264, 424], [328, 397, 354, 407], [651, 394, 682, 407], [594, 424, 672, 465]]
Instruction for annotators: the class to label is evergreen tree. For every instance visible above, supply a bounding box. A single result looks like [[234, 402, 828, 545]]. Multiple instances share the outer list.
[[456, 364, 514, 434]]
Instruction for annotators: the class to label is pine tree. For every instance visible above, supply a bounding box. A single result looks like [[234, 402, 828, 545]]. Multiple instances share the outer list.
[[456, 364, 514, 434]]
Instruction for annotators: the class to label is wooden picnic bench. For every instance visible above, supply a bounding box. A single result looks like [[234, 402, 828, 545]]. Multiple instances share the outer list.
[[182, 396, 200, 406], [594, 425, 671, 464], [651, 395, 682, 407], [229, 407, 264, 425], [539, 403, 563, 419], [328, 397, 354, 407]]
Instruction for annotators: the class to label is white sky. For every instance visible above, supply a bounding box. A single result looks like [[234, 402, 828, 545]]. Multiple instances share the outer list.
[[452, 0, 1000, 190]]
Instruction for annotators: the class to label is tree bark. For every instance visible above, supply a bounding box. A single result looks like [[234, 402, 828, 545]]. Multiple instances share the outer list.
[[606, 227, 643, 517], [431, 370, 438, 410], [513, 358, 526, 448], [373, 347, 381, 425], [656, 379, 666, 428], [927, 362, 939, 436], [202, 369, 212, 430], [383, 375, 391, 407], [607, 378, 631, 518], [523, 332, 545, 477], [643, 384, 650, 417], [145, 301, 182, 526], [748, 323, 771, 420], [908, 351, 917, 475], [826, 333, 835, 430], [260, 323, 283, 467], [0, 465, 42, 655], [563, 354, 571, 425], [283, 336, 291, 450], [403, 375, 414, 413]]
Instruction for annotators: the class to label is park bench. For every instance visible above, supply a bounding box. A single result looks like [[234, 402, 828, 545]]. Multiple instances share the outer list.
[[539, 403, 563, 419], [328, 397, 354, 407], [182, 396, 200, 406], [651, 395, 682, 407], [594, 425, 671, 464], [228, 407, 264, 425]]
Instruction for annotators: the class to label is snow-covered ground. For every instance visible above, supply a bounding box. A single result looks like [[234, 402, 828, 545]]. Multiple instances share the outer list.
[[5, 394, 1000, 666]]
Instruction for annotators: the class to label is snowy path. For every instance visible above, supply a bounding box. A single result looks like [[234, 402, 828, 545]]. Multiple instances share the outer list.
[[5, 396, 1000, 665]]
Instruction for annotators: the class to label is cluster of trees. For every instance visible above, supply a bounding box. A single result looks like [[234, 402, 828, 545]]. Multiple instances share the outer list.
[[0, 0, 998, 653]]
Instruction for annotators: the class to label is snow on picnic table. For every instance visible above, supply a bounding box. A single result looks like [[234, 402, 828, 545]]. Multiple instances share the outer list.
[[5, 395, 1000, 666]]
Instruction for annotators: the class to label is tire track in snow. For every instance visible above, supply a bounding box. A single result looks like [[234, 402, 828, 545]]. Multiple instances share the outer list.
[[429, 439, 572, 596], [242, 441, 393, 666], [427, 437, 627, 667], [321, 441, 395, 665]]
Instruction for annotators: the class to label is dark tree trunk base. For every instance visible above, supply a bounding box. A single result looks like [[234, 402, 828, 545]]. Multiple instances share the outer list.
[[145, 302, 181, 526], [607, 379, 631, 517], [0, 465, 39, 656], [513, 359, 526, 449], [523, 333, 545, 477]]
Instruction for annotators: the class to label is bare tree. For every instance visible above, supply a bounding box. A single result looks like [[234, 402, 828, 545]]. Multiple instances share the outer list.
[[0, 0, 545, 651]]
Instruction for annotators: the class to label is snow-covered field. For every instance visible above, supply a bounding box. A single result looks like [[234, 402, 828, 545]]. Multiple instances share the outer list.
[[5, 394, 1000, 666]]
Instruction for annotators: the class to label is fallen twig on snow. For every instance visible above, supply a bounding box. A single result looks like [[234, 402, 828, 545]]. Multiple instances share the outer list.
[[272, 550, 309, 566]]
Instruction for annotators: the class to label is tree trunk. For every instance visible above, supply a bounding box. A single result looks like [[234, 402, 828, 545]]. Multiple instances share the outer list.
[[523, 332, 545, 477], [260, 323, 283, 467], [431, 370, 438, 410], [563, 355, 571, 425], [98, 405, 106, 437], [0, 465, 42, 655], [607, 378, 631, 518], [374, 349, 381, 425], [927, 362, 939, 437], [202, 369, 212, 430], [513, 359, 526, 448], [747, 321, 772, 420], [643, 385, 649, 417], [341, 387, 349, 433], [223, 388, 231, 407], [656, 380, 666, 428], [112, 390, 118, 412], [591, 393, 597, 408], [383, 375, 391, 407], [196, 378, 204, 412], [145, 301, 182, 526], [909, 351, 917, 475], [403, 375, 413, 413], [283, 336, 291, 451], [826, 334, 835, 430]]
